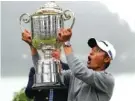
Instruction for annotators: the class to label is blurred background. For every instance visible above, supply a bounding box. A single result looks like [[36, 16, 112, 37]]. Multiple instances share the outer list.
[[1, 0, 135, 101]]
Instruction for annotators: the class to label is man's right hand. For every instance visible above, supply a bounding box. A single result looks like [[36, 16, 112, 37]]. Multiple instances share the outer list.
[[22, 29, 32, 46], [52, 49, 61, 60], [22, 30, 38, 55]]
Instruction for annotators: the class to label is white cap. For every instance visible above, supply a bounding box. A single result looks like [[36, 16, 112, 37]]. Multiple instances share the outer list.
[[88, 38, 116, 60]]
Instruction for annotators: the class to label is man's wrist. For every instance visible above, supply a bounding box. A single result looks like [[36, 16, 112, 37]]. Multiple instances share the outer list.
[[64, 41, 71, 47], [63, 46, 72, 55], [30, 45, 38, 56], [63, 41, 72, 55]]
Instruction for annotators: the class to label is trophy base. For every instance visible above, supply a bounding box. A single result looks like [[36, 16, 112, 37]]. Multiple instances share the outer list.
[[32, 82, 66, 90]]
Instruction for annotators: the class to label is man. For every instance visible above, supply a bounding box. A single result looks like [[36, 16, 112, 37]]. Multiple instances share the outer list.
[[55, 28, 116, 101], [22, 30, 69, 101]]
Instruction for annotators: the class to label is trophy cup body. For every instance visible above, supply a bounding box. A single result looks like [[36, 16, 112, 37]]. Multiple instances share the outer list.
[[19, 1, 75, 89]]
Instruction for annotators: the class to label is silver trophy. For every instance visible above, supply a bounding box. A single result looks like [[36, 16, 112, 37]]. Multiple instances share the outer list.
[[19, 1, 75, 89]]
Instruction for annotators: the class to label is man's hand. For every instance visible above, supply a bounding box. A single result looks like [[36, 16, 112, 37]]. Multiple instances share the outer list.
[[52, 49, 61, 60], [22, 29, 32, 46], [57, 28, 72, 42], [52, 49, 62, 73]]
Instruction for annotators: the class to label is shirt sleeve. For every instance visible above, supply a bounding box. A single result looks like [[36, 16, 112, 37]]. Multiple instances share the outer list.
[[61, 70, 72, 86], [32, 53, 39, 67], [25, 67, 38, 99], [60, 61, 69, 70]]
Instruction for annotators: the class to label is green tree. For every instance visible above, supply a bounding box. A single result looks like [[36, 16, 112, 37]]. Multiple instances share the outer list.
[[12, 87, 33, 101]]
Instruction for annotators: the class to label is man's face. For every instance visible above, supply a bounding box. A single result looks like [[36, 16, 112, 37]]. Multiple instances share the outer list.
[[87, 46, 110, 70]]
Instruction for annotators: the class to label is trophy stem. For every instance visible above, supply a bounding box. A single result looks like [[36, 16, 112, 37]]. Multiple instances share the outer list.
[[32, 44, 64, 89]]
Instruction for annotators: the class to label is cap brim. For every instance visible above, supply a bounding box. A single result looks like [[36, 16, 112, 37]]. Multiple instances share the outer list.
[[88, 38, 97, 48]]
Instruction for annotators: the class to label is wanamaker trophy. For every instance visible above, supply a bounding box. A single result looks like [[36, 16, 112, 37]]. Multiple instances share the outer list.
[[19, 1, 75, 89]]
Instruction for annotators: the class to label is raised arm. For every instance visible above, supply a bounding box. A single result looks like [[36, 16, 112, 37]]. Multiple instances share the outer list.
[[57, 28, 115, 93], [22, 29, 39, 66]]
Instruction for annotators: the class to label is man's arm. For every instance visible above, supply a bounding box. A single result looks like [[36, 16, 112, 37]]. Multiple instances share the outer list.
[[63, 46, 114, 93], [22, 29, 39, 66], [30, 46, 39, 67], [57, 28, 114, 92]]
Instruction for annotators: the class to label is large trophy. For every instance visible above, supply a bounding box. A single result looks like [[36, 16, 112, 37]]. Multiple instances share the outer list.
[[19, 1, 75, 89]]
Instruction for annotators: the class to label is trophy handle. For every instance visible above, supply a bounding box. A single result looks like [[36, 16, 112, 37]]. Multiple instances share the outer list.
[[63, 10, 75, 29], [19, 13, 31, 32]]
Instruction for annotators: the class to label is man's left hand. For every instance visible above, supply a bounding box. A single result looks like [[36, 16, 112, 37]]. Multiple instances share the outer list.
[[57, 28, 72, 42]]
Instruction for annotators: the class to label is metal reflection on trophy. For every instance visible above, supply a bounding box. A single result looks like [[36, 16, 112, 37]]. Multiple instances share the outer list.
[[19, 1, 75, 89]]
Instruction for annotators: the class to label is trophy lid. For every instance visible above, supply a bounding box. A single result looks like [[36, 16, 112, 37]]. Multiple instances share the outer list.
[[35, 1, 63, 15], [44, 1, 62, 11]]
